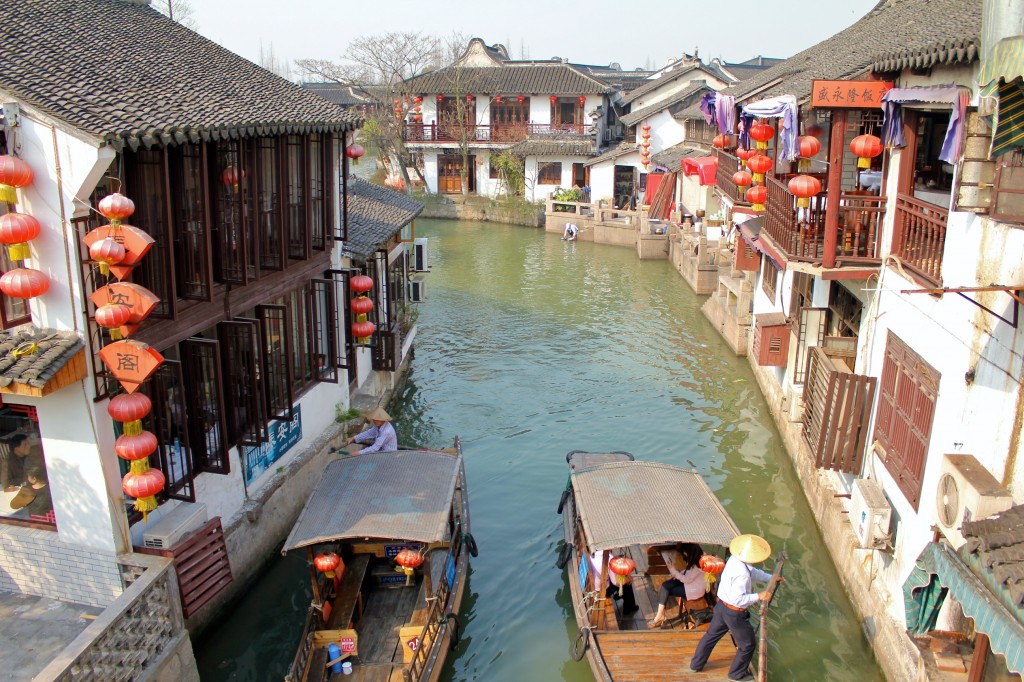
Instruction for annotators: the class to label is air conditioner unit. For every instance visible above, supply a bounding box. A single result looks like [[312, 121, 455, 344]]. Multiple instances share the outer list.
[[409, 276, 426, 303], [850, 478, 891, 549], [936, 454, 1013, 548], [412, 237, 429, 272], [142, 502, 208, 549]]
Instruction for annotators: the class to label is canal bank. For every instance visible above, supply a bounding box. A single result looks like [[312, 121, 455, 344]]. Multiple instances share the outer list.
[[196, 217, 882, 682]]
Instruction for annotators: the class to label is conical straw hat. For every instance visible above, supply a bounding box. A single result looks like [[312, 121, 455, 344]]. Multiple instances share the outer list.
[[364, 406, 392, 422], [729, 534, 771, 564]]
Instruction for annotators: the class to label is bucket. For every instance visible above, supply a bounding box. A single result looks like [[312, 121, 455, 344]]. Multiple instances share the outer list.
[[342, 661, 353, 675]]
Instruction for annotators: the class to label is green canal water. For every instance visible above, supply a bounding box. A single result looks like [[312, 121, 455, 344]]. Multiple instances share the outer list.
[[196, 218, 883, 682]]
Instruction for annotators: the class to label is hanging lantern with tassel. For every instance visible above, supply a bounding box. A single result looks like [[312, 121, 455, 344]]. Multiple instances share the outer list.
[[788, 175, 822, 209], [699, 554, 726, 591], [747, 154, 772, 184], [0, 268, 49, 299], [108, 392, 152, 436], [122, 467, 165, 522], [346, 144, 365, 166], [608, 555, 636, 597], [797, 136, 821, 172], [395, 548, 424, 586], [712, 134, 731, 150], [314, 552, 344, 580], [90, 237, 126, 277], [0, 212, 41, 262], [98, 193, 135, 228], [95, 303, 132, 340], [850, 134, 883, 169], [733, 170, 753, 188], [749, 121, 775, 150], [0, 156, 33, 204], [746, 184, 768, 212]]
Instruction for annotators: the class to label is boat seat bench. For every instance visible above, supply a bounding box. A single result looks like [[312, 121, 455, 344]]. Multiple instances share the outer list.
[[328, 554, 371, 630]]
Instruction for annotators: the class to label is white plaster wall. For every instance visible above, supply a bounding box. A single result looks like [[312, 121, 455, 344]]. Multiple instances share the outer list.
[[524, 155, 583, 203], [648, 110, 686, 159], [423, 151, 439, 194], [588, 164, 615, 205], [529, 99, 552, 125]]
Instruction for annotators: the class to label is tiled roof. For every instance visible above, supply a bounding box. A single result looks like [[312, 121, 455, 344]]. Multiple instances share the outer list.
[[673, 102, 706, 121], [0, 0, 361, 151], [620, 62, 720, 106], [723, 0, 981, 103], [574, 66, 657, 92], [345, 179, 424, 260], [406, 64, 613, 96], [507, 139, 597, 157], [0, 327, 83, 391], [620, 82, 711, 127], [302, 83, 373, 108], [871, 36, 980, 73], [962, 505, 1024, 606], [584, 141, 637, 167], [651, 144, 705, 169]]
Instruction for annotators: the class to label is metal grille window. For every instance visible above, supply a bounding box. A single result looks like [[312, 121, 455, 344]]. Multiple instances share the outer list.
[[256, 137, 284, 270], [309, 135, 326, 251], [181, 338, 230, 474], [992, 149, 1024, 223], [309, 279, 338, 383], [873, 331, 939, 509], [218, 319, 268, 446], [212, 139, 251, 285], [286, 135, 308, 261], [171, 144, 212, 300], [288, 287, 313, 395], [537, 162, 562, 185], [126, 148, 174, 317], [828, 284, 863, 338], [256, 304, 294, 420], [143, 360, 195, 502]]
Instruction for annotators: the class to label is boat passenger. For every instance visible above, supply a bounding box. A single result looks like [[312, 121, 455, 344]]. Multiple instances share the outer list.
[[649, 542, 707, 628], [346, 407, 398, 453], [590, 549, 638, 615], [562, 223, 579, 241], [689, 534, 781, 682]]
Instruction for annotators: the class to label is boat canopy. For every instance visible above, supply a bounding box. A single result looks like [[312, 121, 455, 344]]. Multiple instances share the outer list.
[[571, 461, 740, 552], [282, 450, 461, 553]]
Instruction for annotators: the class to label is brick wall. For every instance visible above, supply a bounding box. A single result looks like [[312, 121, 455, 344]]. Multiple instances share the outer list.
[[0, 524, 122, 607]]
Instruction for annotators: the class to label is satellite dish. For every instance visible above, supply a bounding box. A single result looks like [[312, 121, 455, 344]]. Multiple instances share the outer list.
[[937, 473, 960, 527]]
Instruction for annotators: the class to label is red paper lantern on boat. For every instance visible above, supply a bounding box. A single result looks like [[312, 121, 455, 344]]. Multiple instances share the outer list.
[[0, 213, 41, 261], [346, 144, 365, 166], [95, 303, 132, 339], [352, 320, 376, 343], [608, 555, 636, 596], [746, 154, 772, 183], [517, 95, 525, 104], [351, 295, 373, 315], [850, 134, 883, 169], [90, 237, 126, 277], [787, 174, 822, 209], [314, 552, 344, 579], [108, 392, 152, 436], [699, 554, 726, 574], [713, 134, 731, 149], [0, 268, 48, 299], [749, 122, 775, 150], [797, 135, 822, 172], [733, 170, 753, 188], [115, 431, 158, 461], [0, 156, 33, 204], [746, 184, 767, 212], [98, 193, 135, 226], [350, 274, 373, 293], [395, 548, 424, 585], [578, 96, 586, 108], [122, 467, 165, 519]]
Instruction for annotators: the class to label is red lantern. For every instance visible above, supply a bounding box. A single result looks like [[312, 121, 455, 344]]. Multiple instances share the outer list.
[[350, 274, 373, 293], [466, 94, 474, 103], [115, 431, 158, 461], [806, 125, 823, 138], [797, 135, 822, 171], [517, 95, 525, 104], [746, 184, 768, 211], [642, 124, 651, 132], [733, 170, 753, 188], [352, 320, 376, 342], [346, 144, 365, 166], [98, 193, 135, 226], [788, 174, 822, 209], [0, 213, 41, 261], [95, 303, 132, 339], [90, 237, 126, 277], [395, 548, 424, 585], [494, 95, 503, 105], [314, 552, 344, 579], [749, 121, 775, 149], [108, 392, 152, 436], [746, 154, 772, 183], [221, 165, 242, 191], [608, 555, 636, 596], [713, 134, 731, 149], [351, 295, 373, 315], [578, 96, 586, 108], [549, 95, 557, 105], [699, 554, 726, 574], [0, 156, 33, 204], [850, 134, 883, 169], [735, 147, 754, 165], [122, 467, 165, 518], [436, 94, 444, 103], [0, 268, 48, 299], [414, 96, 423, 104]]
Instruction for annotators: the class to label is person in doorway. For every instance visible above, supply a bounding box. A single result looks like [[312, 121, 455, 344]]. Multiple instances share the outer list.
[[346, 407, 398, 453], [649, 542, 707, 628], [562, 222, 579, 241], [21, 466, 52, 518], [1, 434, 42, 492], [689, 534, 781, 682], [590, 549, 638, 615]]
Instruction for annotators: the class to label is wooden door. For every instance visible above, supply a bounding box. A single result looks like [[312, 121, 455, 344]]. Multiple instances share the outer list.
[[438, 155, 462, 193]]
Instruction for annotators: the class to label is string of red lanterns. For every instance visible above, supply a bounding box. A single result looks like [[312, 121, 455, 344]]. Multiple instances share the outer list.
[[108, 392, 164, 521], [350, 274, 376, 345], [640, 124, 652, 169], [0, 155, 49, 301]]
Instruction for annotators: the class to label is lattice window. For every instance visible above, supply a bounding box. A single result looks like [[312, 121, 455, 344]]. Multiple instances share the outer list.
[[309, 134, 327, 252], [992, 149, 1024, 223], [181, 338, 230, 474], [218, 319, 268, 447], [256, 138, 284, 271], [256, 304, 294, 421], [537, 162, 562, 185], [761, 259, 779, 303], [0, 205, 30, 328], [212, 139, 251, 285], [142, 361, 195, 502], [170, 144, 211, 300], [286, 135, 308, 261], [126, 148, 175, 317]]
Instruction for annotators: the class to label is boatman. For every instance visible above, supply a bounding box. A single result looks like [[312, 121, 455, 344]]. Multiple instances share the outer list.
[[346, 406, 398, 453], [689, 534, 781, 682]]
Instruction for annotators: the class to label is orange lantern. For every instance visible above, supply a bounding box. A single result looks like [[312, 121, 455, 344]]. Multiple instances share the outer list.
[[787, 174, 822, 209], [608, 555, 636, 596], [350, 274, 373, 293], [98, 193, 135, 227], [351, 295, 373, 315], [733, 170, 753, 188], [90, 237, 126, 277], [95, 303, 132, 339], [84, 224, 155, 280], [314, 552, 344, 579], [115, 431, 158, 461], [746, 154, 772, 183], [549, 95, 557, 105], [0, 268, 48, 299], [0, 156, 33, 204], [352, 320, 376, 344], [91, 282, 160, 337], [99, 340, 165, 394], [0, 212, 41, 261], [642, 124, 651, 132], [850, 134, 883, 169], [735, 148, 754, 167], [122, 467, 165, 520], [578, 96, 586, 108], [395, 548, 424, 586], [108, 392, 152, 436], [797, 135, 822, 172], [346, 144, 365, 166], [699, 554, 726, 590], [746, 184, 768, 212], [713, 134, 731, 149], [749, 121, 775, 150]]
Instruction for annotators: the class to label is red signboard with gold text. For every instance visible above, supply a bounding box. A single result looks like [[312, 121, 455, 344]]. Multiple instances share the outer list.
[[810, 80, 894, 108]]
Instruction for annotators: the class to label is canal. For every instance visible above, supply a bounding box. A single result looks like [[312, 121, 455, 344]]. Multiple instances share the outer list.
[[196, 217, 883, 682]]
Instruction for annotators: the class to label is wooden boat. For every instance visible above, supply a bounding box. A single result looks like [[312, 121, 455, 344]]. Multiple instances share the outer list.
[[283, 440, 474, 682], [557, 450, 783, 682]]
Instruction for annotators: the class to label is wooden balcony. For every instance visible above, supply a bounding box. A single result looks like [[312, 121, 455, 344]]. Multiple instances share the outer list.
[[403, 123, 594, 143], [714, 150, 744, 204], [892, 192, 948, 286], [762, 176, 885, 266], [686, 119, 717, 146]]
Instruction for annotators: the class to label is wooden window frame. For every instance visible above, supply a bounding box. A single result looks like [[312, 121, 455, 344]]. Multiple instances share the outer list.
[[143, 360, 196, 503], [324, 269, 356, 379], [762, 259, 779, 303], [125, 148, 176, 317], [873, 331, 939, 509], [537, 161, 562, 186], [212, 138, 253, 285], [0, 227, 31, 329], [309, 134, 329, 252], [181, 337, 231, 475], [169, 143, 214, 301], [991, 150, 1024, 224], [218, 319, 268, 447], [256, 304, 295, 421], [256, 137, 285, 271], [309, 278, 339, 384], [286, 135, 310, 261]]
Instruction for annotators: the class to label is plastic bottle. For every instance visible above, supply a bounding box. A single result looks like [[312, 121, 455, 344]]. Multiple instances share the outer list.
[[328, 643, 342, 674]]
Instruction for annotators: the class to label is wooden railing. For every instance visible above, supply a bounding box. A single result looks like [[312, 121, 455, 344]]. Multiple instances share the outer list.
[[403, 123, 594, 143], [837, 193, 885, 262], [892, 192, 948, 285], [714, 150, 743, 203], [688, 119, 718, 146]]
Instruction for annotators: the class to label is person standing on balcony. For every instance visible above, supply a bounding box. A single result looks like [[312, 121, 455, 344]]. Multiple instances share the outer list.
[[346, 407, 398, 453]]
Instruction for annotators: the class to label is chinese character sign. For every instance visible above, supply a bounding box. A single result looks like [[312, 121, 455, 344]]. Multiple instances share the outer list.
[[244, 405, 303, 484], [98, 340, 164, 394], [811, 80, 894, 108]]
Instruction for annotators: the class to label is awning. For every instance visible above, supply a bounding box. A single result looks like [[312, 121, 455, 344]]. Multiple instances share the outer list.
[[737, 216, 785, 269], [908, 542, 1024, 675], [682, 156, 718, 186]]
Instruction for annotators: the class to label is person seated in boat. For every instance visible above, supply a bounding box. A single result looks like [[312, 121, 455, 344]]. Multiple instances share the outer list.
[[649, 542, 707, 628], [346, 407, 398, 453], [590, 549, 638, 615], [690, 534, 782, 682], [562, 223, 579, 241]]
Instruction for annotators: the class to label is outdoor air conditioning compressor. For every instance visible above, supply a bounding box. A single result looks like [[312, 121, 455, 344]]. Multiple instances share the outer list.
[[936, 454, 1012, 549]]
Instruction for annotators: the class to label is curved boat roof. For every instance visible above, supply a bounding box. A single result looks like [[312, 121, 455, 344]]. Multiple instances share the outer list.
[[571, 460, 739, 552], [283, 450, 461, 553]]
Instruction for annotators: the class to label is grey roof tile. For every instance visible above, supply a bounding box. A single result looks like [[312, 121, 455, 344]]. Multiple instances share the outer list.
[[651, 144, 706, 169], [0, 327, 83, 390], [406, 64, 613, 96], [302, 83, 373, 108], [345, 179, 424, 260], [584, 141, 636, 167], [620, 82, 711, 127], [507, 139, 597, 157], [0, 0, 361, 151]]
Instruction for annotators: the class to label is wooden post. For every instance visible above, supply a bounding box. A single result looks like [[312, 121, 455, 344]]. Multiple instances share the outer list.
[[823, 110, 847, 269]]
